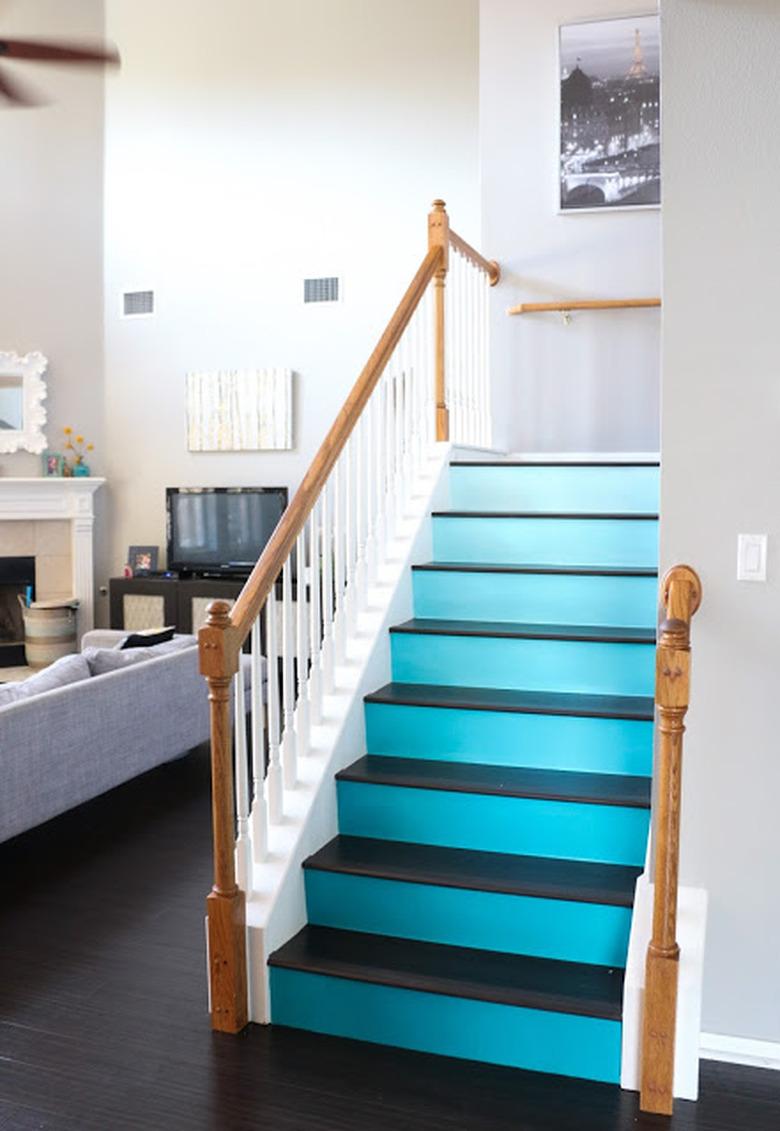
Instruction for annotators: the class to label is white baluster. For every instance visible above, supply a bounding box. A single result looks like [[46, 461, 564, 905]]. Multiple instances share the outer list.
[[294, 530, 310, 756], [465, 260, 470, 445], [448, 253, 457, 443], [354, 413, 368, 614], [332, 459, 346, 664], [343, 435, 356, 636], [308, 500, 323, 725], [460, 253, 469, 443], [249, 617, 267, 863], [393, 369, 404, 524], [281, 558, 297, 788], [403, 352, 413, 486], [364, 392, 378, 587], [383, 372, 396, 541], [265, 590, 283, 823], [480, 270, 490, 446], [233, 661, 252, 893], [320, 480, 335, 693], [375, 383, 386, 570]]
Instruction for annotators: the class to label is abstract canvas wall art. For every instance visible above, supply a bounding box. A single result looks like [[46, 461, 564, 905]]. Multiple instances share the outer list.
[[186, 368, 293, 451]]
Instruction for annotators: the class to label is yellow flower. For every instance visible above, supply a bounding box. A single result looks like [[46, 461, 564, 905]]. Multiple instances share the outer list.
[[63, 426, 73, 435], [76, 435, 84, 444], [87, 443, 94, 451], [65, 442, 73, 450]]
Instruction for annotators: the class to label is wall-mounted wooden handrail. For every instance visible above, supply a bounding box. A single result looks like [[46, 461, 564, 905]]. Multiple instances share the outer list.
[[508, 298, 661, 315], [449, 229, 500, 286], [640, 564, 702, 1115]]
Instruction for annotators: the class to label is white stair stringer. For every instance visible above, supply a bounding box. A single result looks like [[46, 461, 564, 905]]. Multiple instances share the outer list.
[[243, 441, 503, 1023]]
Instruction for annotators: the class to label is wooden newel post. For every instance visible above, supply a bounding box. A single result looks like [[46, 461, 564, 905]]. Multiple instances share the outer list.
[[428, 199, 450, 441], [198, 600, 248, 1034], [641, 565, 701, 1115]]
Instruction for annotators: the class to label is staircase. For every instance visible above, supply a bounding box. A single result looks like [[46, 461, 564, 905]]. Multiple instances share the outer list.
[[267, 459, 659, 1085]]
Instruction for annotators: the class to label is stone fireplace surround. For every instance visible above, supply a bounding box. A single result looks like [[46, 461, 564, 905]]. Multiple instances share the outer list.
[[0, 478, 104, 637]]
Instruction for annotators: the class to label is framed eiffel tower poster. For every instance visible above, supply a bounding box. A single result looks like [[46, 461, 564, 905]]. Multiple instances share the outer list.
[[558, 14, 661, 212]]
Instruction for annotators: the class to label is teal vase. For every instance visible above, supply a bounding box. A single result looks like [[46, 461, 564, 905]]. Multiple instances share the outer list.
[[73, 463, 90, 477]]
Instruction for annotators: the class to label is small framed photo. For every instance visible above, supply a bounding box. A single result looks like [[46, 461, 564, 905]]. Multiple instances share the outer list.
[[42, 450, 64, 477], [127, 545, 159, 574]]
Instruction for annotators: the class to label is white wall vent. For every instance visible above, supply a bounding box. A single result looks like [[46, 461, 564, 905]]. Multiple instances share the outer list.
[[303, 277, 340, 304], [122, 290, 155, 317]]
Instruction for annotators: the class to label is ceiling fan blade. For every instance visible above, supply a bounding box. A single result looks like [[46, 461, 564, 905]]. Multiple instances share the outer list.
[[0, 38, 119, 66], [0, 61, 40, 106]]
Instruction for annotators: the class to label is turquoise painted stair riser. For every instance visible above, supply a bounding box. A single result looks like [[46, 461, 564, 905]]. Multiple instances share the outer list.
[[337, 781, 650, 866], [412, 569, 657, 627], [449, 464, 659, 514], [432, 515, 658, 567], [304, 870, 633, 967], [270, 968, 623, 1084], [364, 701, 654, 776], [390, 632, 655, 697]]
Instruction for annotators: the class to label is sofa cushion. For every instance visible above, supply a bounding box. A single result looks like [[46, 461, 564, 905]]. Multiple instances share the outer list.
[[83, 634, 197, 676], [0, 652, 92, 708]]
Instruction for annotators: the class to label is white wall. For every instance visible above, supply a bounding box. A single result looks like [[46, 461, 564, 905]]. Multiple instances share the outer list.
[[102, 0, 479, 607], [661, 0, 780, 1046], [480, 0, 660, 453], [0, 1, 104, 479]]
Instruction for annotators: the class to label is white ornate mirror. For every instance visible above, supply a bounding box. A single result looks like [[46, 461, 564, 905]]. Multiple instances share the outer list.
[[0, 352, 48, 454]]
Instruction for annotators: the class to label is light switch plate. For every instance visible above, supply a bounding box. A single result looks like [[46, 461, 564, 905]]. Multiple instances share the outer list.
[[737, 534, 767, 581]]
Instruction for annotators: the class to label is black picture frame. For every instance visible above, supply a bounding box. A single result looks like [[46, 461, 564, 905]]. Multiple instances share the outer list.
[[127, 545, 159, 575]]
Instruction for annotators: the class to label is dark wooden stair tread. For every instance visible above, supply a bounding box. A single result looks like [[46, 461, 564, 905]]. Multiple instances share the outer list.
[[390, 618, 655, 645], [304, 835, 642, 907], [432, 510, 659, 520], [413, 561, 659, 577], [336, 756, 651, 809], [268, 926, 624, 1020], [365, 682, 654, 721]]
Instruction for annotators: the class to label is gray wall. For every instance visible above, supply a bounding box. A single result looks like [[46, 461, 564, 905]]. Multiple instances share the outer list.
[[662, 0, 780, 1042], [480, 0, 661, 454], [0, 0, 105, 480]]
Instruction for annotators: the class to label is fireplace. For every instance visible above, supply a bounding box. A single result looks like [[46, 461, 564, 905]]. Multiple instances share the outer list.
[[0, 556, 36, 667]]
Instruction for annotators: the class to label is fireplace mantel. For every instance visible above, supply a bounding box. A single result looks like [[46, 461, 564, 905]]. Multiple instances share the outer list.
[[0, 477, 105, 634]]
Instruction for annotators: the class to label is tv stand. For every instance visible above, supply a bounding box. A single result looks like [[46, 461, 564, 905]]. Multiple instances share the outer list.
[[109, 575, 247, 634]]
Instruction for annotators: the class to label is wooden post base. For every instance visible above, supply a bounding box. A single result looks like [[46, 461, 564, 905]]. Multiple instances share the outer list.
[[207, 887, 248, 1033], [640, 947, 680, 1115], [436, 406, 449, 442]]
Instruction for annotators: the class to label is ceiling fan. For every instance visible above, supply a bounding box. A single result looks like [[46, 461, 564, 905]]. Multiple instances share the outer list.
[[0, 33, 119, 106]]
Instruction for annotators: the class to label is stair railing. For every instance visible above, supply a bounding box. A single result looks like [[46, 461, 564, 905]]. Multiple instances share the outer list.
[[198, 200, 499, 1032], [641, 564, 702, 1115]]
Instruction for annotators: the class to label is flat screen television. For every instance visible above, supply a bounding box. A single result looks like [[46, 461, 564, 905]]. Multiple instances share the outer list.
[[166, 487, 288, 576]]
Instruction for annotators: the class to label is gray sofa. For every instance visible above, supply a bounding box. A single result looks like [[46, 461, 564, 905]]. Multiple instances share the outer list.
[[0, 632, 255, 844]]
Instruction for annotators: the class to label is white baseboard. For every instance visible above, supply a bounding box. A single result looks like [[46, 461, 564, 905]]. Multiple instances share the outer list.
[[700, 1033, 780, 1071]]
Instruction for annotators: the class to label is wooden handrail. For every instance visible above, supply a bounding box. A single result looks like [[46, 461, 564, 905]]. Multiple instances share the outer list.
[[198, 198, 499, 1034], [449, 229, 500, 286], [508, 298, 660, 315], [640, 564, 702, 1115]]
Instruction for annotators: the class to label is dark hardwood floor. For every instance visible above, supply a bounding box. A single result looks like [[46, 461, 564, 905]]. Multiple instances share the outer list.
[[1, 746, 776, 1130]]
